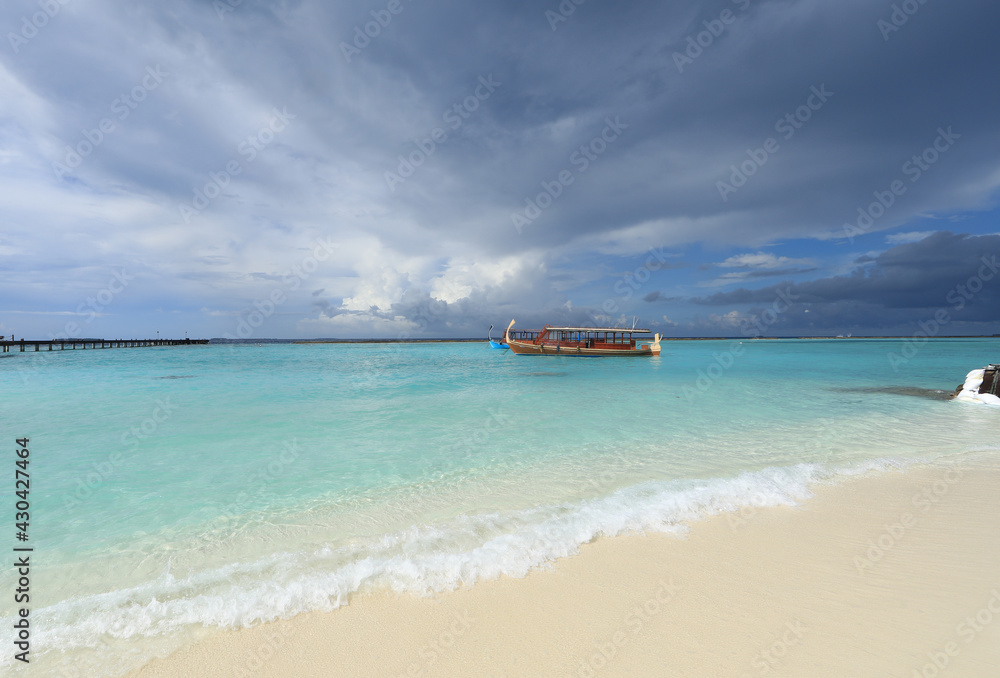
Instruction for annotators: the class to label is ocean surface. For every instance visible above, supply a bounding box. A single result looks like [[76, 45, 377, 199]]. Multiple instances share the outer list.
[[1, 338, 998, 676]]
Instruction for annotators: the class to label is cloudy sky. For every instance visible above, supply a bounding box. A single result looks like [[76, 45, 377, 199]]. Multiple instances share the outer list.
[[2, 0, 999, 339]]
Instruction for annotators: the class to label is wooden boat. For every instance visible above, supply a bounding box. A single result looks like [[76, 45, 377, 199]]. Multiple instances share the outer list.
[[487, 324, 509, 349], [503, 320, 660, 357]]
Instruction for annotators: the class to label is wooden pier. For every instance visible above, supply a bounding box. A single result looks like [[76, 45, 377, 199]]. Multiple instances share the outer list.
[[1, 338, 209, 353]]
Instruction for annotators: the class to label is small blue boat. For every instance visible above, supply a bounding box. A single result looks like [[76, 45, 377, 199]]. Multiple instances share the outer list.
[[488, 325, 509, 349]]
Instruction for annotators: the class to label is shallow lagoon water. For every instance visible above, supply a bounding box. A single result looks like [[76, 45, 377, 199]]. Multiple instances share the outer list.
[[1, 338, 997, 676]]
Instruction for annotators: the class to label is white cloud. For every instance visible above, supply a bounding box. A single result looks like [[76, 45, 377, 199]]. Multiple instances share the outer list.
[[699, 251, 816, 287], [428, 255, 527, 304], [884, 231, 935, 245], [719, 252, 814, 269], [708, 310, 746, 328]]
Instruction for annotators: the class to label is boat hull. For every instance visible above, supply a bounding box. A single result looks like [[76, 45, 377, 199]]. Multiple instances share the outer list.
[[505, 337, 658, 357]]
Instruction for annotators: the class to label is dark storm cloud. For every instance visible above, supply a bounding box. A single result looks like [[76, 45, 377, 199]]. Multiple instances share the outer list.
[[643, 291, 683, 303], [693, 232, 1000, 323], [2, 0, 1000, 338]]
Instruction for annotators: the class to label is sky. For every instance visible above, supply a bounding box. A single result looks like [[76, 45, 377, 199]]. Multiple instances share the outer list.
[[1, 0, 999, 339]]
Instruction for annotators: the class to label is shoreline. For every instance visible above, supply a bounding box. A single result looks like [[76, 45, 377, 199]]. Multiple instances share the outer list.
[[125, 462, 1000, 678]]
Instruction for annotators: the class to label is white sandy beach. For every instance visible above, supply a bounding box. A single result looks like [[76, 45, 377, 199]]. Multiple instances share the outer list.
[[124, 463, 1000, 678]]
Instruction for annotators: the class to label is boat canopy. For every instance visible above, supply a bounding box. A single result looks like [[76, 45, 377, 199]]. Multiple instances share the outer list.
[[542, 326, 652, 333]]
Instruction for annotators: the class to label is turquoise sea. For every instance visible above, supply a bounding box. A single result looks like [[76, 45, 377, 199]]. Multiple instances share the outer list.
[[1, 338, 998, 677]]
